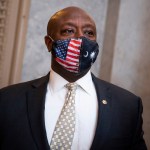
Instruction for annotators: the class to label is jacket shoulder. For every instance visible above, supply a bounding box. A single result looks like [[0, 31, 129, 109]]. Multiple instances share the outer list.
[[0, 74, 49, 97], [92, 74, 140, 100]]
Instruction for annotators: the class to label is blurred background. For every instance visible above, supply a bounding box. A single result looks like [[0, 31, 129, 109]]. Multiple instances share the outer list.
[[0, 0, 150, 148]]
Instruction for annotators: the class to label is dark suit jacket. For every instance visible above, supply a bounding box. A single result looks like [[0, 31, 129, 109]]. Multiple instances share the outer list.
[[0, 73, 147, 150]]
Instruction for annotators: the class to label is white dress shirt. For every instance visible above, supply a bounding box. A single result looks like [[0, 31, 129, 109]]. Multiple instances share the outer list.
[[44, 70, 98, 150]]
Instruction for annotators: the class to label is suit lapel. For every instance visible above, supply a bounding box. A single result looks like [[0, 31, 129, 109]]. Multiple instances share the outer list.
[[91, 74, 113, 149], [26, 74, 50, 150]]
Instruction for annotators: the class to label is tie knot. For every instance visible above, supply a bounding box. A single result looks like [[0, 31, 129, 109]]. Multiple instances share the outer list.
[[65, 82, 77, 91]]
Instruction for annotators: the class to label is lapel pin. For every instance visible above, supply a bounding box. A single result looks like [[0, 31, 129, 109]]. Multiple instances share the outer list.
[[102, 100, 107, 104]]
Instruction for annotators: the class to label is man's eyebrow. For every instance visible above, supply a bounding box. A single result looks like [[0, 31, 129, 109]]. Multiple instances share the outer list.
[[61, 22, 96, 29], [82, 24, 96, 29], [61, 22, 77, 28]]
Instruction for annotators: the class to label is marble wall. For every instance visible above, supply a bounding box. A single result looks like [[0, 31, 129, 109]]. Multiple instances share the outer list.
[[0, 0, 30, 88]]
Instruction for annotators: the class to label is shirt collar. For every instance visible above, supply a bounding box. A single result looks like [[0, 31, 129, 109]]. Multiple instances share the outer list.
[[49, 69, 94, 94], [76, 70, 94, 95], [49, 69, 68, 93]]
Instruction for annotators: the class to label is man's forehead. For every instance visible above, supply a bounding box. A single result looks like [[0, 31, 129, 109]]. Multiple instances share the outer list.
[[47, 7, 96, 34], [57, 14, 94, 27], [51, 7, 95, 24], [58, 20, 96, 31], [52, 7, 89, 18]]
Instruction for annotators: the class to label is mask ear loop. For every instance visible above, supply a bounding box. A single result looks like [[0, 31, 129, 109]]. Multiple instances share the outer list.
[[47, 35, 54, 52], [48, 35, 54, 42]]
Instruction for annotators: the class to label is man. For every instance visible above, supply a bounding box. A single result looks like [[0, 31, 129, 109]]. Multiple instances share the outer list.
[[0, 6, 147, 150]]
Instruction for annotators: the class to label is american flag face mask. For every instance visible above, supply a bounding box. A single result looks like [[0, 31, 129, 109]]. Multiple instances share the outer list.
[[51, 37, 99, 73]]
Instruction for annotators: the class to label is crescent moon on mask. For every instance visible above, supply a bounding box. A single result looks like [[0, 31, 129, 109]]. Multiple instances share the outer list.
[[83, 51, 88, 57]]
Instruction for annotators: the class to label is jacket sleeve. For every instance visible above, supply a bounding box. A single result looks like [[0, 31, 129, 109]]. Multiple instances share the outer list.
[[132, 97, 147, 150]]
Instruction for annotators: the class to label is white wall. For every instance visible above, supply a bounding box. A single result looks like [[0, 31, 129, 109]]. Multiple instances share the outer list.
[[111, 0, 150, 148]]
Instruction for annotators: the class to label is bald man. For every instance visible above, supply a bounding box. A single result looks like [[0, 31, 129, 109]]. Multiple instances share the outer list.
[[0, 7, 147, 150]]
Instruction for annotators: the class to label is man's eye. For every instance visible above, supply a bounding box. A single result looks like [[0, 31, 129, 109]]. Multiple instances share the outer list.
[[84, 30, 94, 36], [61, 29, 74, 35]]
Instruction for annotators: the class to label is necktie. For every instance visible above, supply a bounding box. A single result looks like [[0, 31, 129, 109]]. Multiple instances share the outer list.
[[50, 82, 77, 150]]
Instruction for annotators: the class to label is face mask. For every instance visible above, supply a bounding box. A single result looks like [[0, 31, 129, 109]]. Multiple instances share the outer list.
[[50, 36, 99, 73]]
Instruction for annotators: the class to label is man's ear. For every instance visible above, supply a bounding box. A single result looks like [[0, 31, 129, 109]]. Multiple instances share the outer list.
[[44, 35, 53, 52]]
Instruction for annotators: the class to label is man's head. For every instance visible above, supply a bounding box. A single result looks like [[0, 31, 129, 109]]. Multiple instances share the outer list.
[[45, 6, 98, 82]]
